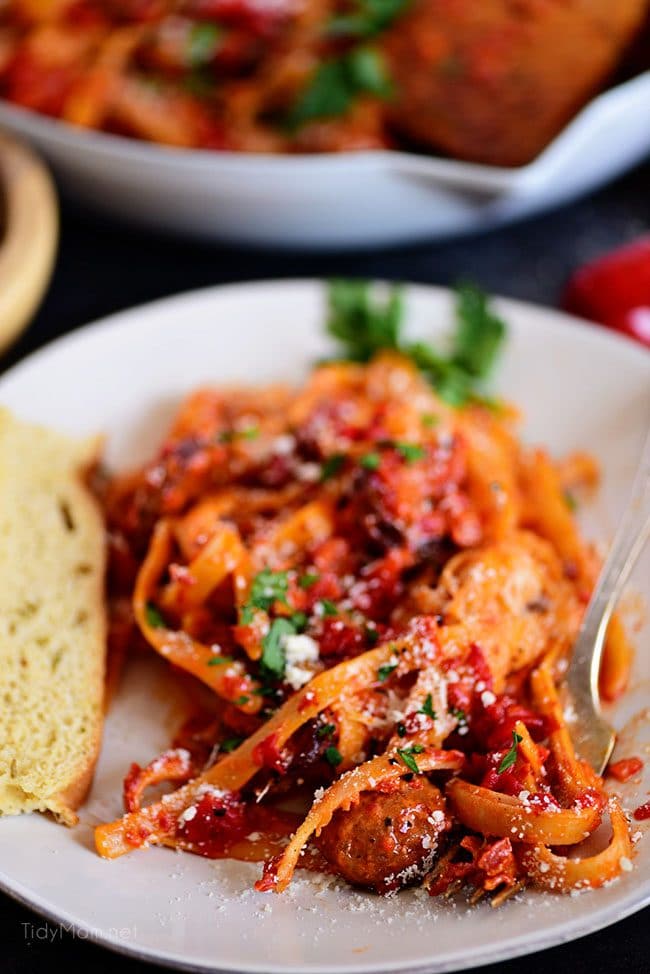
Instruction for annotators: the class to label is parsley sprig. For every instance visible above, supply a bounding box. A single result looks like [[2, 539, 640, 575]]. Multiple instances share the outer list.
[[326, 280, 507, 407]]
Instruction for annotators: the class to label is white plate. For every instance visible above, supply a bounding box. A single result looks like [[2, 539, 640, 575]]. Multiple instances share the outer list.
[[0, 281, 649, 973], [0, 71, 649, 249]]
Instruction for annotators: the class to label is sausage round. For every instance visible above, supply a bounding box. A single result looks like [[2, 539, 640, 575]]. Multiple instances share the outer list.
[[316, 777, 449, 893]]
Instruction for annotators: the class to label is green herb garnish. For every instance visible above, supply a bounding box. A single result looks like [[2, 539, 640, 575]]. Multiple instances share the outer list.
[[241, 567, 289, 624], [421, 413, 439, 428], [325, 746, 343, 767], [453, 282, 506, 380], [418, 694, 436, 719], [395, 442, 425, 464], [288, 48, 392, 129], [327, 279, 402, 361], [365, 625, 379, 646], [497, 731, 523, 774], [290, 611, 308, 632], [183, 68, 214, 99], [317, 722, 336, 740], [396, 721, 407, 737], [360, 451, 381, 470], [187, 22, 222, 67], [207, 655, 234, 666], [145, 602, 166, 629], [219, 425, 260, 444], [220, 736, 244, 753], [397, 744, 425, 773], [328, 0, 410, 38], [564, 490, 578, 512], [318, 599, 339, 617], [299, 572, 320, 589], [377, 662, 398, 682], [260, 617, 295, 680], [320, 454, 345, 481], [326, 280, 507, 407]]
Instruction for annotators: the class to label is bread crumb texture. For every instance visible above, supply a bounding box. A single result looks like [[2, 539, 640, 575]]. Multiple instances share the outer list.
[[0, 408, 106, 824]]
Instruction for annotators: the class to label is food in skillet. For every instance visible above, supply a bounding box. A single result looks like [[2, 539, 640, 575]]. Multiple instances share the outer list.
[[93, 282, 638, 901], [0, 1, 647, 165]]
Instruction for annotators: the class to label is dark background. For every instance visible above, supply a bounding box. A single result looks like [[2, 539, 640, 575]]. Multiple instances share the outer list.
[[2, 159, 649, 973]]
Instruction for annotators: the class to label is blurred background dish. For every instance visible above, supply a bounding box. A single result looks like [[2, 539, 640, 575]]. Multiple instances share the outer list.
[[0, 129, 57, 352], [0, 0, 647, 248], [0, 71, 648, 249]]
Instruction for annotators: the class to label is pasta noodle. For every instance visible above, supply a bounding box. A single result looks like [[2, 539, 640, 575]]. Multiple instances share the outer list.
[[94, 330, 637, 903]]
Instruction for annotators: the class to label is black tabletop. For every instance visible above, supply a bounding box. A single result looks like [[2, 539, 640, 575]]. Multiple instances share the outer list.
[[2, 161, 650, 974]]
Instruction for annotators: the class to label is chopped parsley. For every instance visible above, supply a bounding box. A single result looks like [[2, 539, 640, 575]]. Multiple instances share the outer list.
[[220, 736, 244, 753], [260, 617, 295, 680], [320, 454, 345, 481], [187, 22, 222, 67], [395, 442, 426, 464], [377, 662, 398, 682], [397, 744, 425, 774], [418, 694, 436, 719], [326, 280, 507, 407], [325, 746, 343, 767], [317, 722, 336, 740], [421, 413, 439, 427], [235, 695, 250, 706], [287, 48, 393, 130], [497, 731, 523, 774], [564, 490, 578, 512], [451, 707, 467, 723], [240, 568, 289, 623], [360, 451, 381, 470], [318, 599, 339, 617], [219, 425, 260, 443], [290, 611, 308, 632], [365, 625, 380, 646], [145, 602, 166, 629], [328, 0, 410, 38], [207, 655, 234, 666], [299, 572, 320, 589]]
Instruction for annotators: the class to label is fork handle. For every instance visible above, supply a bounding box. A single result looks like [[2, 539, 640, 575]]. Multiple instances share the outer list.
[[567, 427, 650, 706]]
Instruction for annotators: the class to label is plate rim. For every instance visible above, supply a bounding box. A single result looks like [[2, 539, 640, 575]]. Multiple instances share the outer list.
[[0, 864, 649, 974], [1, 278, 649, 392], [0, 278, 649, 974]]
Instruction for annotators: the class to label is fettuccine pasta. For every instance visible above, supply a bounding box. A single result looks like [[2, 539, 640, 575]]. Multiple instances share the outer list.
[[94, 290, 638, 904]]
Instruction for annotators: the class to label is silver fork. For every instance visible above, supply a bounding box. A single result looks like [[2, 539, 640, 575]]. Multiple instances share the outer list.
[[565, 427, 650, 775]]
